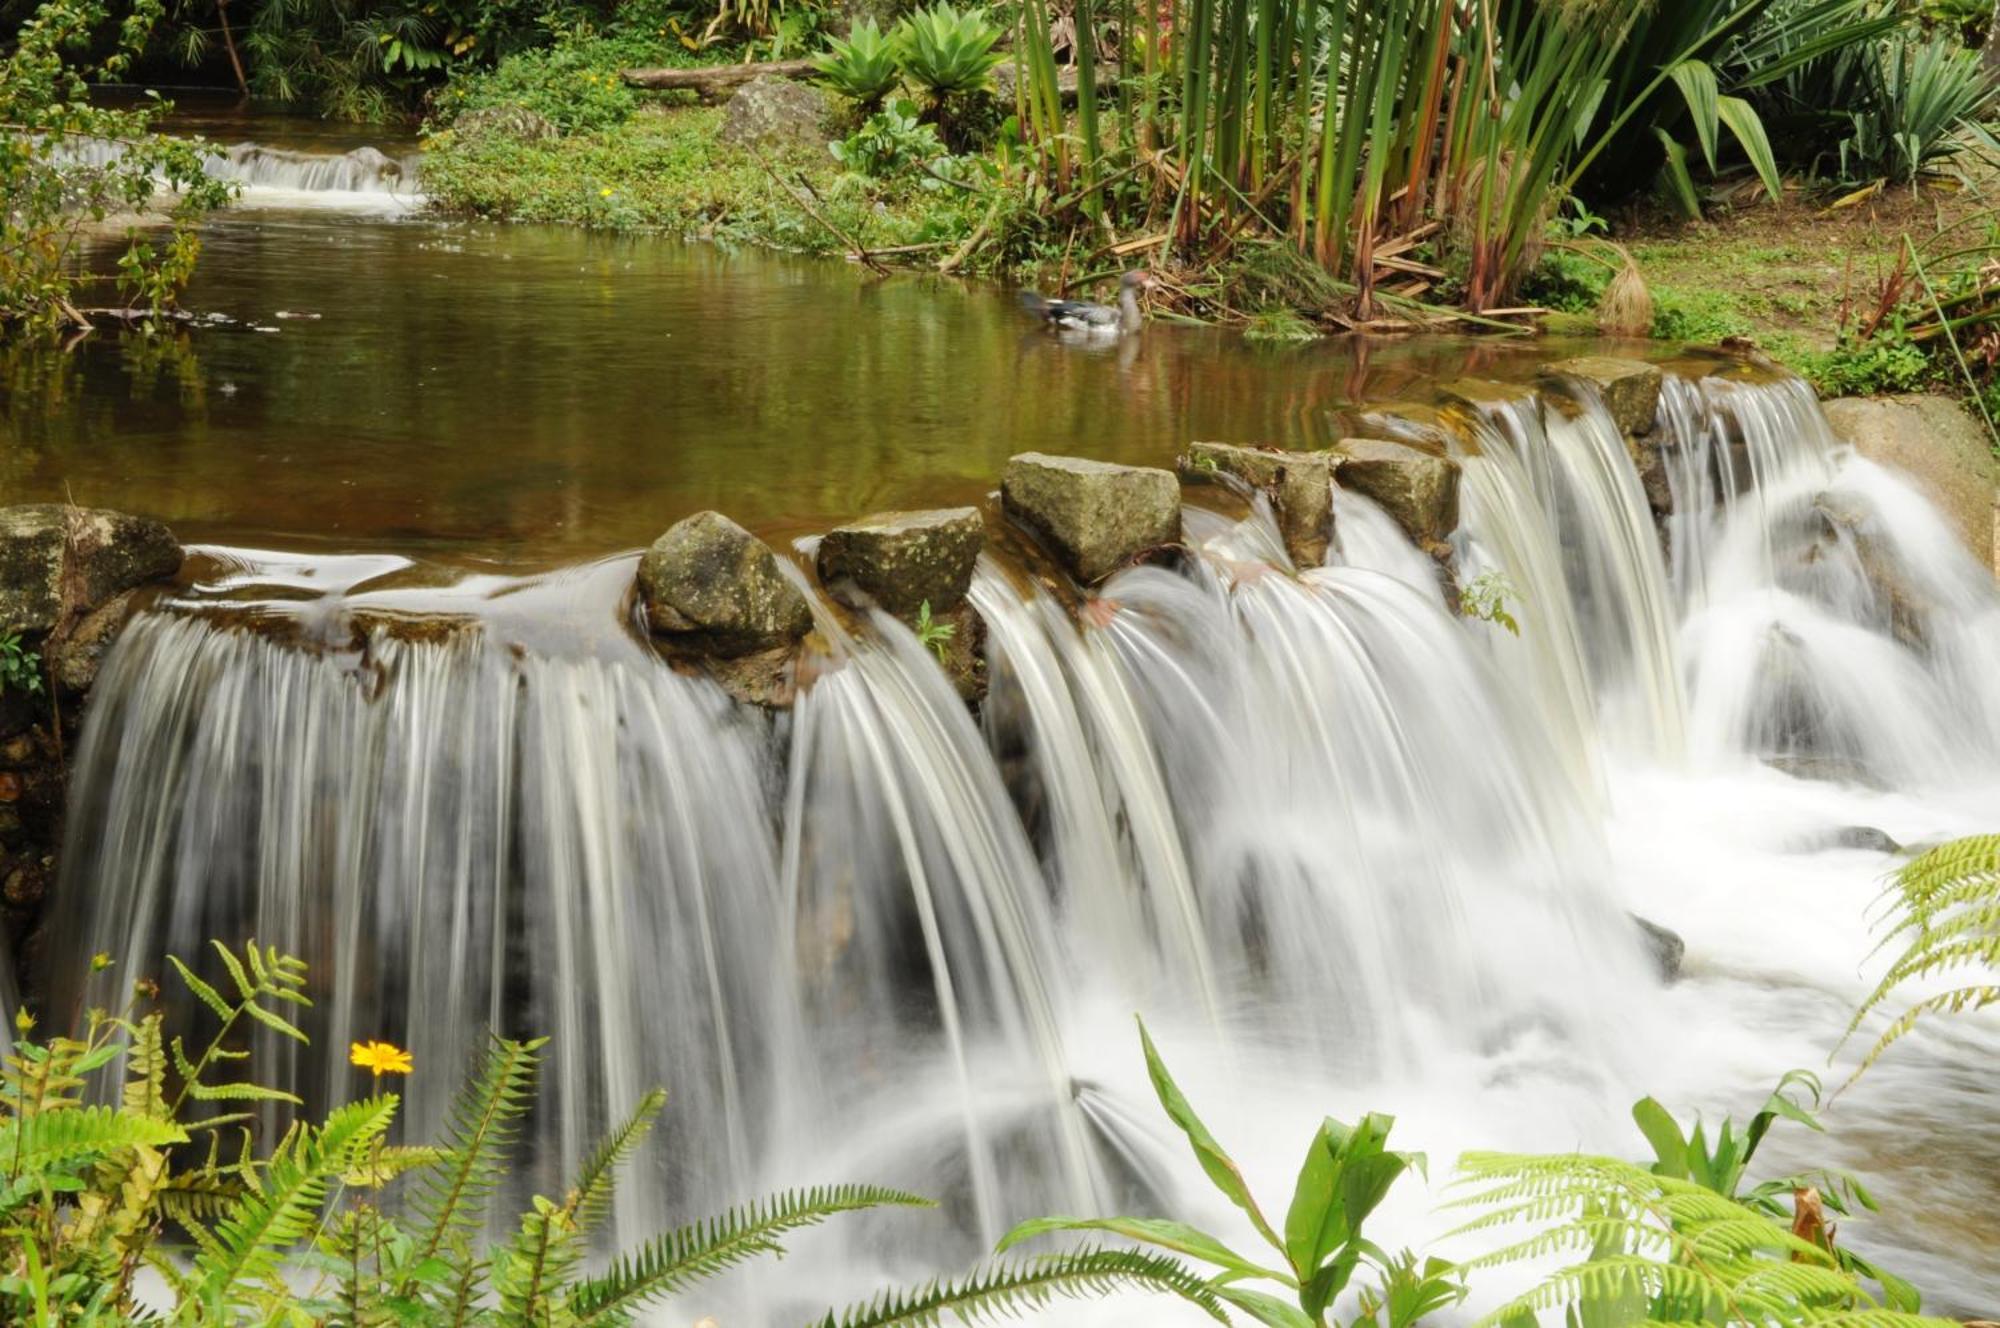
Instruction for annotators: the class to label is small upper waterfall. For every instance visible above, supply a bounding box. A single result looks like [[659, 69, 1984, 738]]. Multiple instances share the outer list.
[[32, 362, 2000, 1314], [55, 137, 422, 209]]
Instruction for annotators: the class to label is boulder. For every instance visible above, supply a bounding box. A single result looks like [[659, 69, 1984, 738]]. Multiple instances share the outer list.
[[451, 105, 559, 143], [638, 512, 814, 657], [1001, 454, 1181, 583], [0, 505, 181, 640], [1542, 356, 1663, 437], [50, 591, 137, 695], [817, 508, 984, 616], [1821, 394, 2000, 575], [1184, 442, 1334, 568], [1631, 914, 1685, 982], [1330, 439, 1461, 548], [718, 75, 833, 151]]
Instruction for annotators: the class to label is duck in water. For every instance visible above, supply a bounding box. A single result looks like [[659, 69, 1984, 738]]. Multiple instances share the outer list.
[[1019, 270, 1154, 336]]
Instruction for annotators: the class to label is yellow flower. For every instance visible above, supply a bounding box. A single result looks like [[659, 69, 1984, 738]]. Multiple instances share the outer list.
[[91, 952, 114, 971], [350, 1040, 413, 1077], [599, 187, 614, 198]]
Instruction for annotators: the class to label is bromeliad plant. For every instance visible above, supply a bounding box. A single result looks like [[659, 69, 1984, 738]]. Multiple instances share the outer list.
[[812, 17, 903, 109], [1000, 1019, 1462, 1327]]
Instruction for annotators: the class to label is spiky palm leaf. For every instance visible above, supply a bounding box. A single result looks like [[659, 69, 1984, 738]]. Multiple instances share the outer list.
[[1847, 834, 2000, 1077], [1450, 1151, 1943, 1327], [569, 1184, 934, 1323], [816, 1246, 1231, 1327]]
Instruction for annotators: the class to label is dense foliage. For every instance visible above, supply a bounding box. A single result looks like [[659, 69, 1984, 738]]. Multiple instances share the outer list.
[[1, 0, 231, 334]]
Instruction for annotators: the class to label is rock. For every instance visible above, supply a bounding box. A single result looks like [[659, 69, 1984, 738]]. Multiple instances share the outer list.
[[1811, 490, 1930, 648], [1632, 914, 1685, 982], [49, 590, 136, 695], [452, 105, 559, 142], [718, 75, 833, 151], [817, 508, 984, 617], [1821, 394, 2000, 574], [1330, 439, 1461, 548], [1001, 454, 1181, 583], [923, 602, 988, 704], [1792, 825, 1903, 854], [0, 505, 181, 640], [1541, 356, 1663, 436], [1185, 442, 1334, 568], [638, 512, 814, 657]]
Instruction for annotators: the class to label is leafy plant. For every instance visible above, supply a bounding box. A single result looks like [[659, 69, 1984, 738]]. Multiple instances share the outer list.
[[893, 3, 1005, 100], [831, 100, 947, 177], [1, 0, 233, 335], [1846, 833, 2000, 1077], [1459, 571, 1522, 636], [813, 17, 902, 109], [1840, 33, 2000, 183], [914, 598, 957, 664], [433, 29, 641, 137], [0, 634, 44, 696], [1001, 1019, 1454, 1327], [1451, 1077, 1924, 1327]]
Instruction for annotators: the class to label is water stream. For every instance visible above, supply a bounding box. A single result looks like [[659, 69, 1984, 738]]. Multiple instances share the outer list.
[[6, 112, 2000, 1322]]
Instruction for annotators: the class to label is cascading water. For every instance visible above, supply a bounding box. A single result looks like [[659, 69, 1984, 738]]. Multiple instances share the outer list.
[[54, 137, 421, 209], [35, 363, 2000, 1317]]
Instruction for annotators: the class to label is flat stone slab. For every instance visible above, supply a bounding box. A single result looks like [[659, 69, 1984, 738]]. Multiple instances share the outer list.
[[1331, 439, 1461, 549], [817, 507, 983, 616], [1185, 442, 1334, 568], [0, 504, 181, 639], [638, 511, 813, 657], [1001, 453, 1180, 583], [1540, 356, 1663, 436]]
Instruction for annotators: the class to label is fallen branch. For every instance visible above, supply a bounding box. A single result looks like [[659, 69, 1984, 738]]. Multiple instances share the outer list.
[[752, 152, 889, 275], [621, 58, 1119, 105]]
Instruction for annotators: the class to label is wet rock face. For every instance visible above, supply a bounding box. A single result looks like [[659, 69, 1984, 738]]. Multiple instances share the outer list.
[[1184, 442, 1334, 568], [718, 75, 833, 151], [638, 511, 814, 657], [1822, 394, 2000, 575], [1001, 453, 1181, 583], [1542, 356, 1663, 437], [817, 508, 984, 616], [1631, 914, 1686, 982], [1330, 438, 1461, 549], [0, 505, 181, 640]]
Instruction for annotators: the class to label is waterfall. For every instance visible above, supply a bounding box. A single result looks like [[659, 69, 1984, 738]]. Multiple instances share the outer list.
[[53, 137, 422, 209], [34, 364, 2000, 1315]]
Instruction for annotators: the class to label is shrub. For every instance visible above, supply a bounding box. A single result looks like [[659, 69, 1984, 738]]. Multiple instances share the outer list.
[[812, 17, 902, 108], [0, 634, 43, 696], [433, 31, 642, 137], [830, 99, 946, 177], [1841, 34, 2000, 182]]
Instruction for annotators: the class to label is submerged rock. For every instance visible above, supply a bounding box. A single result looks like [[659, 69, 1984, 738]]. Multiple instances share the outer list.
[[638, 512, 813, 657], [0, 505, 181, 640], [1001, 453, 1181, 583], [1330, 438, 1461, 549], [1631, 914, 1686, 982], [1822, 394, 2000, 575], [1184, 442, 1334, 568], [817, 508, 984, 616], [1541, 356, 1663, 436], [718, 75, 832, 151]]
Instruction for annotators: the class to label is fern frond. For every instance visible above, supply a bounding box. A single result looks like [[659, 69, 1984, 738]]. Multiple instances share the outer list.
[[815, 1246, 1231, 1327], [121, 1013, 168, 1120], [1847, 834, 2000, 1077], [194, 1095, 397, 1296], [0, 1105, 184, 1170], [407, 1034, 545, 1281], [569, 1087, 667, 1238], [570, 1184, 934, 1322]]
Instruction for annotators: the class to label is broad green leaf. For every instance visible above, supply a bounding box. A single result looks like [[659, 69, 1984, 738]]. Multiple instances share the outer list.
[[1667, 59, 1721, 171], [998, 1216, 1291, 1284], [1213, 1284, 1315, 1328], [1283, 1118, 1344, 1278], [1630, 1097, 1687, 1177], [1717, 95, 1782, 204], [1137, 1017, 1281, 1252], [1654, 129, 1701, 218]]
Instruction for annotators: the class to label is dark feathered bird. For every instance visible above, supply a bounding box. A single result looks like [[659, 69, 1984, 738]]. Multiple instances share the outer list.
[[1019, 270, 1154, 336]]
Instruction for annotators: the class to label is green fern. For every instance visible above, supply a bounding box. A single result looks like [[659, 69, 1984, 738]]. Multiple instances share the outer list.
[[405, 1032, 545, 1305], [0, 1104, 184, 1171], [1846, 833, 2000, 1078], [817, 1246, 1231, 1327], [192, 1095, 398, 1300], [570, 1183, 935, 1322], [1448, 1152, 1942, 1328]]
